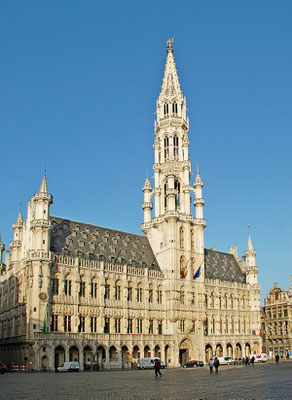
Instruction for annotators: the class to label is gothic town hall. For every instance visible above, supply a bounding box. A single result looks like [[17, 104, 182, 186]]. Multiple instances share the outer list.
[[0, 40, 261, 371]]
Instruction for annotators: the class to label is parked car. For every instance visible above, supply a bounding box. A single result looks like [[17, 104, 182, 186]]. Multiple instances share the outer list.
[[217, 357, 234, 365], [57, 361, 79, 372], [137, 358, 165, 369], [183, 360, 204, 368], [0, 361, 7, 374]]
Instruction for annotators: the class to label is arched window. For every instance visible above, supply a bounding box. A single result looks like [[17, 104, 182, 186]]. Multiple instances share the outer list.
[[179, 227, 184, 249], [172, 103, 178, 115], [231, 317, 234, 333], [164, 104, 169, 115], [238, 319, 241, 333], [224, 294, 228, 308], [225, 317, 229, 334], [164, 136, 169, 159], [173, 136, 179, 159], [174, 179, 181, 209]]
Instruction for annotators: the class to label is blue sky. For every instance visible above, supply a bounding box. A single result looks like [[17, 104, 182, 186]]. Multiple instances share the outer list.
[[1, 0, 291, 303]]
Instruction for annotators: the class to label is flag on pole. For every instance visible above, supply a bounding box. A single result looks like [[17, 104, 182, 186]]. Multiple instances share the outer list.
[[259, 324, 265, 338], [193, 266, 201, 279], [180, 266, 187, 279]]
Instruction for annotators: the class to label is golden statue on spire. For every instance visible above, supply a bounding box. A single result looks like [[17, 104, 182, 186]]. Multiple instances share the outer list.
[[167, 37, 174, 52]]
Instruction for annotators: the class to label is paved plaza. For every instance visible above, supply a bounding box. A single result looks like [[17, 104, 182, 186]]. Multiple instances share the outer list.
[[1, 361, 292, 400]]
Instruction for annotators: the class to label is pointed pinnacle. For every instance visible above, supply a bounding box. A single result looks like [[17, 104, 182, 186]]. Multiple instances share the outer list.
[[39, 173, 48, 193]]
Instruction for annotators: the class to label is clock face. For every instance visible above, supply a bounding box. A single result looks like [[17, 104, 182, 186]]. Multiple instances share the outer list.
[[39, 292, 48, 302]]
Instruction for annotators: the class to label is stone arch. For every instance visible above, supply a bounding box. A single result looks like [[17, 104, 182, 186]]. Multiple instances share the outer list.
[[154, 345, 161, 359], [253, 342, 260, 354], [205, 344, 213, 362], [41, 355, 48, 371], [164, 344, 170, 366], [179, 338, 192, 365], [54, 345, 65, 370], [109, 345, 118, 360], [245, 343, 251, 357], [121, 345, 130, 368], [96, 345, 106, 369], [144, 345, 151, 358], [226, 343, 233, 357], [215, 343, 223, 357], [83, 345, 93, 371], [235, 343, 242, 359], [69, 345, 80, 362], [133, 345, 140, 361]]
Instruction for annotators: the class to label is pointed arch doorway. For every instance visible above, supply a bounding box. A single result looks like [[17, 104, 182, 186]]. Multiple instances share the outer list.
[[179, 338, 192, 366]]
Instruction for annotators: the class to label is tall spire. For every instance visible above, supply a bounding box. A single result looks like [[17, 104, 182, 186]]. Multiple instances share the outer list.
[[247, 235, 254, 251], [159, 38, 182, 99], [39, 173, 48, 193]]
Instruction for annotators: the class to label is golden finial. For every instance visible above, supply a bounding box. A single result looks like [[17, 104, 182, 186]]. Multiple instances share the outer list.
[[167, 37, 174, 52]]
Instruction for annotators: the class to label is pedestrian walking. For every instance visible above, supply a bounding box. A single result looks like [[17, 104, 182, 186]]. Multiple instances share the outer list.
[[275, 354, 280, 364], [154, 358, 162, 377], [214, 357, 220, 373], [250, 356, 255, 366], [245, 356, 250, 366], [209, 359, 214, 373]]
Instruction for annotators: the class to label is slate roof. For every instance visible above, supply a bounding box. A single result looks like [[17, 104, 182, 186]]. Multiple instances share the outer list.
[[204, 248, 246, 284], [49, 216, 160, 270]]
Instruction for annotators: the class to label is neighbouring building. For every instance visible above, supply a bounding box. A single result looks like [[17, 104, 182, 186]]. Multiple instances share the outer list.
[[261, 281, 292, 359], [0, 39, 261, 371]]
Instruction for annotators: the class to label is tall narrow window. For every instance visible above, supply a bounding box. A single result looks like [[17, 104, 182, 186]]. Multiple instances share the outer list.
[[136, 286, 143, 302], [164, 182, 168, 210], [137, 319, 143, 334], [164, 104, 169, 115], [127, 286, 133, 302], [172, 103, 178, 115], [114, 283, 121, 300], [157, 288, 163, 304], [104, 317, 110, 333], [127, 318, 133, 333], [64, 315, 71, 332], [78, 316, 85, 332], [173, 136, 179, 159], [80, 281, 86, 297], [149, 320, 154, 334], [91, 282, 97, 298], [175, 180, 181, 209], [64, 279, 71, 296], [52, 278, 59, 295], [91, 317, 97, 333], [51, 315, 58, 332], [149, 288, 153, 303], [158, 320, 163, 335], [164, 136, 169, 159], [114, 318, 121, 333]]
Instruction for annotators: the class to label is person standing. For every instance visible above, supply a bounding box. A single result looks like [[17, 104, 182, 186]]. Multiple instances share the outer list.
[[209, 359, 214, 373], [250, 356, 255, 366], [275, 354, 280, 364], [214, 357, 220, 373], [154, 358, 162, 377], [245, 356, 250, 366]]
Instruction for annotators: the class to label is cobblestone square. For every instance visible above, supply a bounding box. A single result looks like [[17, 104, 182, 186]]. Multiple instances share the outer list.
[[1, 361, 292, 400]]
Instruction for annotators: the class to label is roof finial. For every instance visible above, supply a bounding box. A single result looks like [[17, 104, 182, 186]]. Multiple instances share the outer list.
[[197, 164, 199, 175], [146, 169, 149, 179], [167, 37, 174, 53]]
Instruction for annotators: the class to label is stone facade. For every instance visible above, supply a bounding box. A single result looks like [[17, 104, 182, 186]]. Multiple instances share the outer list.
[[261, 281, 292, 359], [0, 40, 261, 371]]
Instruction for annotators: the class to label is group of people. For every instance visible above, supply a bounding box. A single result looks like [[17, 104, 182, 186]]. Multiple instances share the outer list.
[[245, 355, 255, 366], [208, 357, 220, 373]]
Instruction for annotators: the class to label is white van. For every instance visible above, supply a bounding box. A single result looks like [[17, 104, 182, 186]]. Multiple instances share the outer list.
[[216, 357, 233, 365], [57, 361, 79, 372], [137, 358, 165, 369]]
